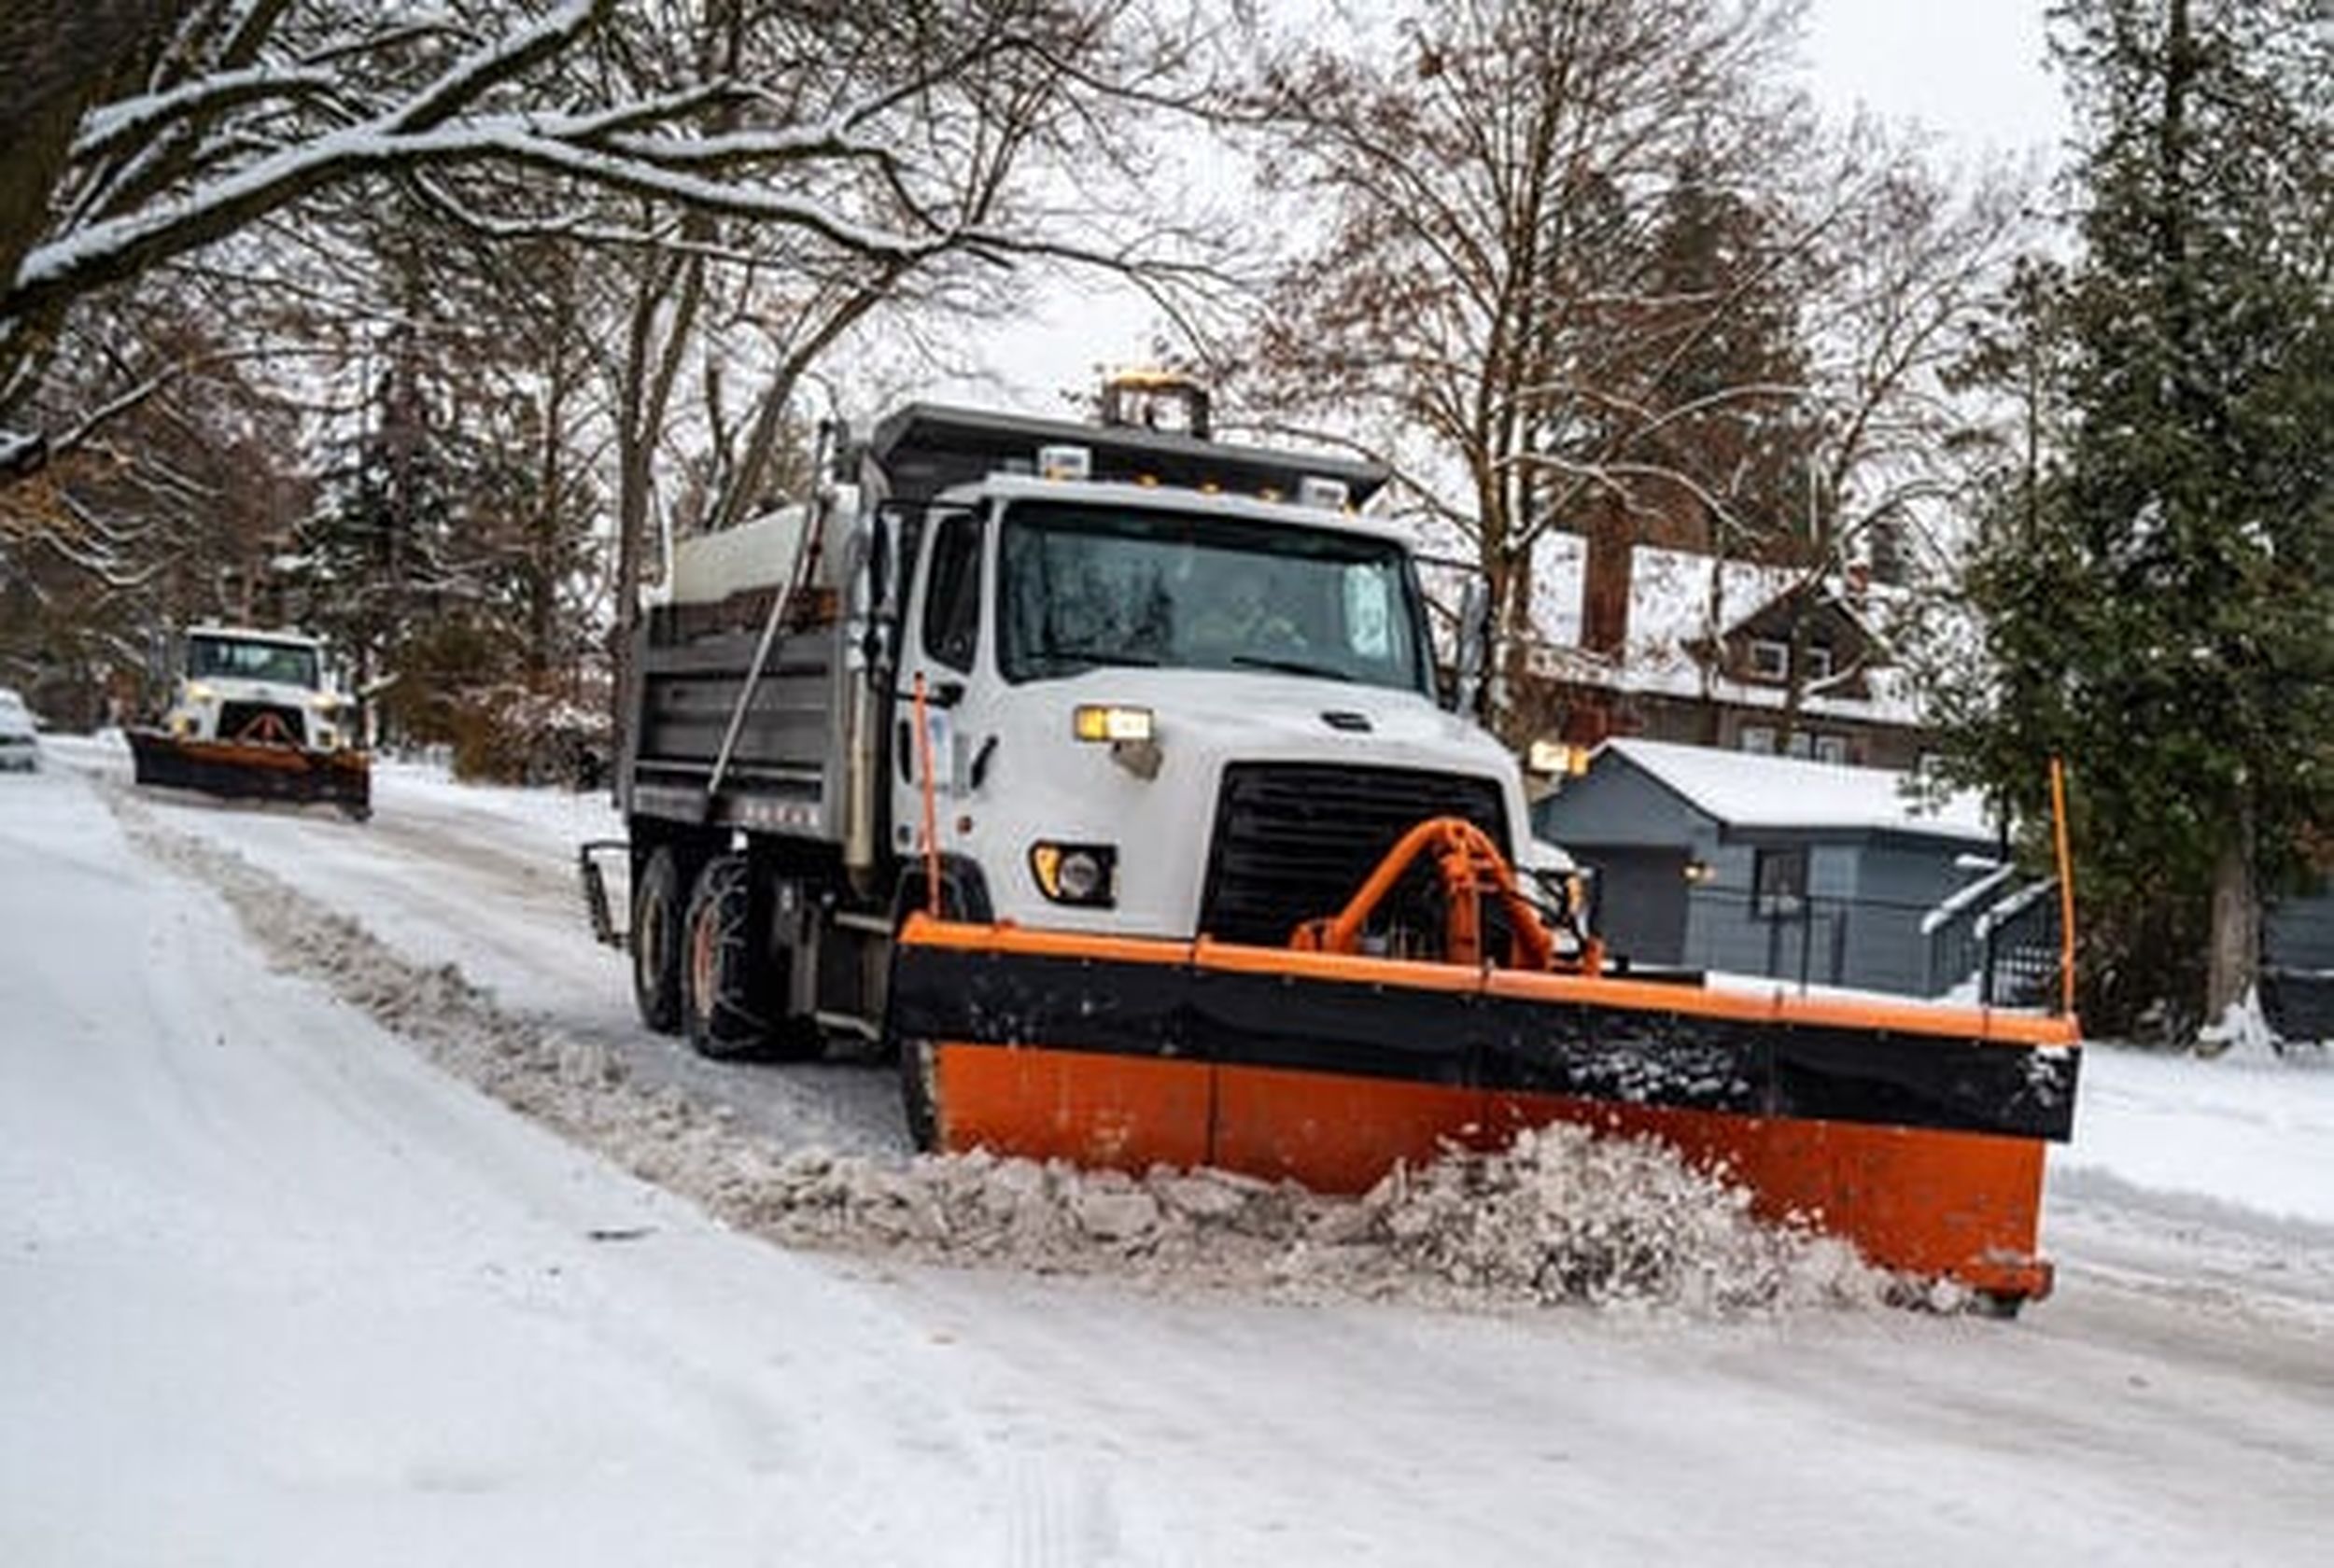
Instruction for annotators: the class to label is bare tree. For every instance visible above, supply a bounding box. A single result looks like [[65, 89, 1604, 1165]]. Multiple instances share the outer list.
[[1753, 133, 2033, 746], [1, 0, 1203, 474], [1234, 0, 1821, 740]]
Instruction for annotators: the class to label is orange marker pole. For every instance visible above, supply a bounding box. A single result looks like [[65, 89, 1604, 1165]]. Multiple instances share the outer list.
[[2049, 756, 2078, 1019], [912, 672, 941, 916]]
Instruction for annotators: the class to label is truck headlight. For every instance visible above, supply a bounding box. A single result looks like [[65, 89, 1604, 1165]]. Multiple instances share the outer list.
[[1073, 704, 1163, 780], [1030, 842, 1117, 907], [1072, 705, 1153, 743], [185, 681, 216, 704]]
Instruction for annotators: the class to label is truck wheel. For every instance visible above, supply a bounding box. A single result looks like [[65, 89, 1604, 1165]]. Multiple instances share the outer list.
[[890, 872, 982, 1154], [899, 1033, 941, 1153], [682, 855, 775, 1059], [631, 847, 686, 1034]]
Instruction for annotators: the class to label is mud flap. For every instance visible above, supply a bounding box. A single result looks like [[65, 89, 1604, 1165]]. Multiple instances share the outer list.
[[577, 840, 628, 949], [890, 917, 2082, 1301], [128, 730, 371, 819]]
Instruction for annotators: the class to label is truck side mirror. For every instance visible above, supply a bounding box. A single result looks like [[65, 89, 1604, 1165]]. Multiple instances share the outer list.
[[1453, 578, 1490, 716], [868, 509, 897, 618], [853, 507, 904, 672]]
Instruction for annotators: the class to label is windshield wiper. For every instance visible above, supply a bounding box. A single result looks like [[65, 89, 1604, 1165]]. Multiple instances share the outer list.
[[1037, 646, 1160, 670], [1230, 653, 1354, 682]]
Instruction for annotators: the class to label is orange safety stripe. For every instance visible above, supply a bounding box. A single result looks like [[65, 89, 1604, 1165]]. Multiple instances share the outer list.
[[901, 917, 2081, 1048]]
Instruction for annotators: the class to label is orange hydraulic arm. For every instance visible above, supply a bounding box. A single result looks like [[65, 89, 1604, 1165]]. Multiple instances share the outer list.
[[1290, 816, 1596, 973]]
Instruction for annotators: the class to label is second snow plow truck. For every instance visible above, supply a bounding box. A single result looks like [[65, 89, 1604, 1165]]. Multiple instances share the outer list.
[[129, 624, 370, 819], [584, 374, 2081, 1308]]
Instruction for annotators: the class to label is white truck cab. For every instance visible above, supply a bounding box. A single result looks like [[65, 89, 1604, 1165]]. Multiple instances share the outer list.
[[162, 624, 352, 751], [889, 471, 1532, 940]]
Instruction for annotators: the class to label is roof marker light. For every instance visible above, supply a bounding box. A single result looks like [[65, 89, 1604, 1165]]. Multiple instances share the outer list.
[[1038, 444, 1091, 482], [1298, 475, 1350, 511]]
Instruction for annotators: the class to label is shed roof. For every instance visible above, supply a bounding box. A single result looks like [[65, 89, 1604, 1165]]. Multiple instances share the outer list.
[[1601, 737, 1997, 844]]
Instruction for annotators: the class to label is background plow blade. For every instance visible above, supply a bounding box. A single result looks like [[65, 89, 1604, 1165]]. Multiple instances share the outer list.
[[128, 732, 371, 818], [892, 917, 2081, 1301]]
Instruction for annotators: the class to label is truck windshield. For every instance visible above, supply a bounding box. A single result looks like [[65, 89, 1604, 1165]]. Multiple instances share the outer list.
[[998, 503, 1428, 694], [189, 637, 321, 690]]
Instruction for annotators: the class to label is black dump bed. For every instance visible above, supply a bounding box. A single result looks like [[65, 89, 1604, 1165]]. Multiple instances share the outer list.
[[626, 595, 844, 835]]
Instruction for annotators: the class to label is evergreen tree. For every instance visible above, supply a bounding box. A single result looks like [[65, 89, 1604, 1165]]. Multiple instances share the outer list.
[[297, 221, 604, 774], [1935, 0, 2333, 1039]]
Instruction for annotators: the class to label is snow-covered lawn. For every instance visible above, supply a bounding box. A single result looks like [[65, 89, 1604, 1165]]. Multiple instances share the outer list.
[[7, 744, 2332, 1565]]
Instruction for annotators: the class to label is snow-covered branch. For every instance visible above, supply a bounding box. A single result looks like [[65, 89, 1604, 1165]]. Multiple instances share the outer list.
[[71, 66, 342, 162], [5, 3, 1083, 358]]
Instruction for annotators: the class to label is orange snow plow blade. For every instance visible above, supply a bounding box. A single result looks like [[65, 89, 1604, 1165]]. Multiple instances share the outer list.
[[893, 819, 2081, 1304], [128, 729, 371, 819]]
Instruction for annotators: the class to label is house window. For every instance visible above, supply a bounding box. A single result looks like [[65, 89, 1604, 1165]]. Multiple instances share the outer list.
[[1784, 730, 1812, 759], [1739, 724, 1778, 755], [1748, 637, 1789, 681], [1752, 847, 1807, 919], [1811, 734, 1849, 765], [1806, 643, 1835, 682]]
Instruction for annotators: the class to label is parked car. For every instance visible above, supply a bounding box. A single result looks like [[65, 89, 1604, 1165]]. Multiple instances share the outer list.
[[0, 689, 39, 772]]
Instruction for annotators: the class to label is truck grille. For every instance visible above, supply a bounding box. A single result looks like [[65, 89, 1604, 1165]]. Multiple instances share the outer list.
[[1198, 763, 1509, 946], [218, 701, 306, 746]]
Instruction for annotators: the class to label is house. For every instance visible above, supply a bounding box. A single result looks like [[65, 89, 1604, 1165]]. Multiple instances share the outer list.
[[1531, 738, 2037, 999], [1521, 539, 1938, 771]]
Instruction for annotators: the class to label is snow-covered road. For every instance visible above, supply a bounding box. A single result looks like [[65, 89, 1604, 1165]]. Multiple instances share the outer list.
[[7, 745, 2331, 1565]]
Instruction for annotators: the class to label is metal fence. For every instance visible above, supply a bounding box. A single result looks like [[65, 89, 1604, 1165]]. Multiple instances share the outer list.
[[1652, 877, 2064, 1005]]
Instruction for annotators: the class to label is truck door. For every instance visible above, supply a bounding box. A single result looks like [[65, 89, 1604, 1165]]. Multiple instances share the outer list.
[[890, 506, 994, 897]]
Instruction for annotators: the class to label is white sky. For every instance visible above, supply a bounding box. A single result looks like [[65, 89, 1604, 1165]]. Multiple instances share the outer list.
[[930, 0, 2071, 417], [1804, 0, 2068, 161]]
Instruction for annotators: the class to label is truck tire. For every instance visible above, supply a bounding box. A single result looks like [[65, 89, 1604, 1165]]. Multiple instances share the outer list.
[[631, 846, 686, 1034], [682, 854, 776, 1059], [889, 866, 989, 1154], [899, 1032, 941, 1154]]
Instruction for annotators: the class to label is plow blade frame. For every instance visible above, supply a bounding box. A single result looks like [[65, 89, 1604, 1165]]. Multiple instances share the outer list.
[[893, 917, 2082, 1301], [128, 730, 371, 819]]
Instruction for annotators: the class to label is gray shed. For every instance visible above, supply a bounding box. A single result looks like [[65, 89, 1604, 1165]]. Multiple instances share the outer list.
[[2266, 886, 2334, 1043], [1531, 738, 2004, 998]]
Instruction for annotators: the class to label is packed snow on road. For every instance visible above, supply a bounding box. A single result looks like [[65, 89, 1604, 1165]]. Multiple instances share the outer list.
[[5, 738, 2330, 1566]]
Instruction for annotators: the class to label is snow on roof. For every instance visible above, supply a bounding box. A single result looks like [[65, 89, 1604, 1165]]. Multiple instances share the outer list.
[[1526, 543, 1929, 725], [1602, 737, 1997, 842]]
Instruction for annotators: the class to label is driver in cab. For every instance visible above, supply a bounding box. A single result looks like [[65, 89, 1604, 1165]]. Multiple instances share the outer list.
[[1188, 573, 1304, 656]]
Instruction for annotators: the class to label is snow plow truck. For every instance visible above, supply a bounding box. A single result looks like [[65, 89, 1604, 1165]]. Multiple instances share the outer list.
[[129, 624, 370, 819], [584, 373, 2081, 1308]]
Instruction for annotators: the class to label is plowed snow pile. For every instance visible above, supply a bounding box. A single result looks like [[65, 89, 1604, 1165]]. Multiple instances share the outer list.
[[120, 794, 1893, 1319], [735, 1133, 1889, 1314]]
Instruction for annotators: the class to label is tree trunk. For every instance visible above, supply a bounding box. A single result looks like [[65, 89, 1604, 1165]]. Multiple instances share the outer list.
[[2205, 794, 2260, 1026], [608, 249, 704, 755]]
